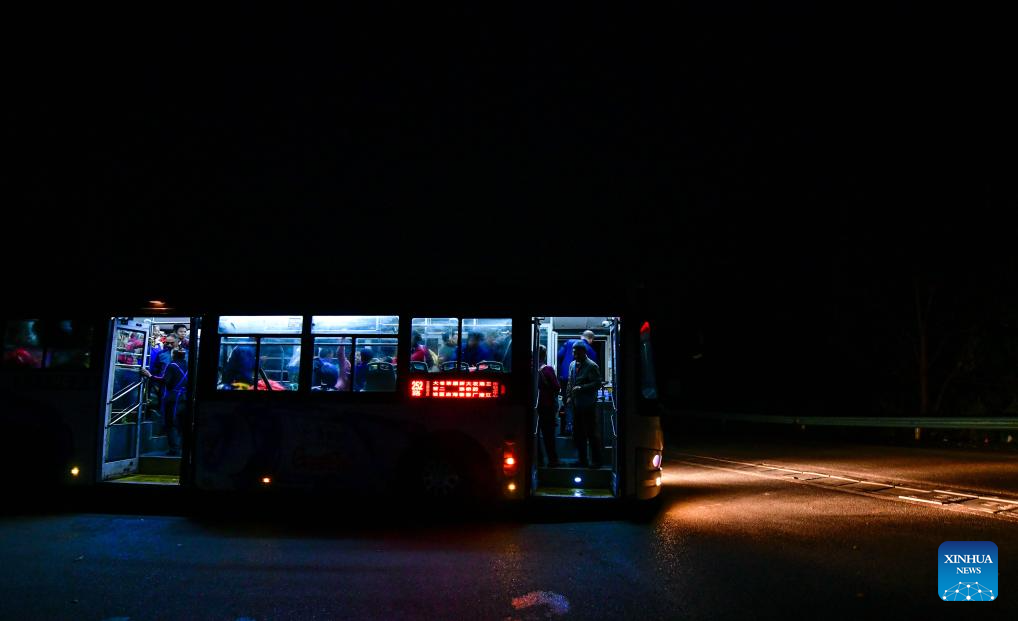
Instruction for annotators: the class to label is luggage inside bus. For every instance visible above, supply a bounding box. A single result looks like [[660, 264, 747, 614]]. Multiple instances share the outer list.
[[101, 316, 197, 485], [531, 317, 619, 498]]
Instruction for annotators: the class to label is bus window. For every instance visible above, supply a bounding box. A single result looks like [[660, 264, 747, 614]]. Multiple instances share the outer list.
[[3, 319, 93, 369], [311, 337, 352, 391], [4, 320, 43, 368], [311, 316, 400, 392], [409, 318, 512, 373], [218, 337, 257, 389], [311, 315, 398, 334], [217, 315, 302, 391], [218, 315, 302, 334], [410, 318, 457, 372], [352, 338, 398, 392], [461, 318, 512, 372], [259, 338, 301, 390]]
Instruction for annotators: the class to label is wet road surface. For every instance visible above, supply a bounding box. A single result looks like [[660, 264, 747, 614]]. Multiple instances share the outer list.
[[2, 438, 1017, 620]]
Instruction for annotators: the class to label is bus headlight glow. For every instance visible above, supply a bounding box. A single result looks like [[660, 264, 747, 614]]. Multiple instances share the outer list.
[[652, 453, 662, 469], [574, 476, 582, 484], [655, 476, 662, 487]]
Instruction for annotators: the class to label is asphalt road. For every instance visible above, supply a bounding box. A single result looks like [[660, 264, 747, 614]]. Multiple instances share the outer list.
[[2, 438, 1017, 620]]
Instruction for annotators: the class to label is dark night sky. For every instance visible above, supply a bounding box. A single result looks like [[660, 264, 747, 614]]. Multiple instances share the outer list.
[[5, 7, 1015, 412]]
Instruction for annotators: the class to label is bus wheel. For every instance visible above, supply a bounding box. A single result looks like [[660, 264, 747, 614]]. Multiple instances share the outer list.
[[418, 455, 464, 499]]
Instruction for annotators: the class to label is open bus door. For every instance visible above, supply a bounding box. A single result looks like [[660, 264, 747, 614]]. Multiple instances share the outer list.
[[101, 318, 151, 480], [530, 316, 618, 499]]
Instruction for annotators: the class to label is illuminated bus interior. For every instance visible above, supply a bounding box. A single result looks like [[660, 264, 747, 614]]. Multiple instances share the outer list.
[[102, 317, 195, 485], [531, 317, 619, 499]]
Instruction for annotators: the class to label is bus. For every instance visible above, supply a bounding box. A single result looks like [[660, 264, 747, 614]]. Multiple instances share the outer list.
[[1, 291, 664, 505]]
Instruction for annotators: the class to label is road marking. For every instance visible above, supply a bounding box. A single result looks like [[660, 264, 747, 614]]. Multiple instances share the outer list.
[[933, 489, 977, 497], [899, 495, 943, 505], [893, 485, 931, 493], [976, 496, 1018, 504], [511, 591, 570, 617], [670, 453, 1018, 522]]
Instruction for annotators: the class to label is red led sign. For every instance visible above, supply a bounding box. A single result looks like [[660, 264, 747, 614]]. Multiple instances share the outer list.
[[409, 379, 505, 399]]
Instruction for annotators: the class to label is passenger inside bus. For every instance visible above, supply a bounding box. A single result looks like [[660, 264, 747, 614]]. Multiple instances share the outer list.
[[311, 345, 350, 391], [409, 318, 512, 373], [462, 331, 493, 366], [352, 348, 372, 391], [438, 330, 458, 365], [311, 361, 341, 391], [218, 344, 288, 391]]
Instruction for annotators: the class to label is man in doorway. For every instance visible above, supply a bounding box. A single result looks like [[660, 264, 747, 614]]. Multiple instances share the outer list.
[[557, 330, 598, 435], [142, 332, 177, 427], [566, 340, 603, 468], [145, 332, 177, 378], [145, 348, 188, 455]]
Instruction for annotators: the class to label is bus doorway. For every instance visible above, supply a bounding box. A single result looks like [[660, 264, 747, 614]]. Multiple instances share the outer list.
[[101, 317, 195, 484], [530, 317, 619, 499]]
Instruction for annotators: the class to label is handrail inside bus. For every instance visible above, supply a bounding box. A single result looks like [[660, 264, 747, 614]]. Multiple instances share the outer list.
[[258, 367, 275, 391], [108, 380, 144, 405], [107, 402, 141, 427]]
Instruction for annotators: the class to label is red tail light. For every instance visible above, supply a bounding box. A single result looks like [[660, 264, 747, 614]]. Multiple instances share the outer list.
[[503, 441, 517, 477]]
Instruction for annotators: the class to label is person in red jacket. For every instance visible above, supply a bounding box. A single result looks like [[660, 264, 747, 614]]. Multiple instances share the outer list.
[[536, 345, 562, 467]]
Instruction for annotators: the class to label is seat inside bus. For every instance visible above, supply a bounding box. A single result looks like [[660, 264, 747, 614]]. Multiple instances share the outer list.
[[365, 362, 396, 391]]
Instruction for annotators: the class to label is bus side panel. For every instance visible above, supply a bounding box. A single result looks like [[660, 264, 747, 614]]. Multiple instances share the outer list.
[[193, 400, 521, 496], [194, 402, 415, 492], [0, 374, 101, 487]]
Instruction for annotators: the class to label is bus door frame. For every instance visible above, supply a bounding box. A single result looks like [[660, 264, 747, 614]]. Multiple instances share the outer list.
[[178, 315, 202, 487], [528, 316, 543, 495], [608, 317, 621, 492], [100, 317, 151, 480]]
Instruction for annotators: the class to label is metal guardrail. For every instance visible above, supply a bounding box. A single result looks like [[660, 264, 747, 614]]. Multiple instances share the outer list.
[[682, 410, 1018, 431]]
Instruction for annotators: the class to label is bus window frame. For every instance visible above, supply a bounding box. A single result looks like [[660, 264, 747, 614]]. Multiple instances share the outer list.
[[201, 314, 408, 402], [2, 318, 99, 373]]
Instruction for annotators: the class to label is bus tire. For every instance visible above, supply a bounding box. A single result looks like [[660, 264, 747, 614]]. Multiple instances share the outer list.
[[418, 453, 466, 500], [400, 437, 494, 503]]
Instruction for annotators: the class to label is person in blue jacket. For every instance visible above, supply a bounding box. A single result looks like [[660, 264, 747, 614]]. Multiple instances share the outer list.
[[461, 331, 494, 366], [146, 348, 188, 455], [556, 330, 598, 435]]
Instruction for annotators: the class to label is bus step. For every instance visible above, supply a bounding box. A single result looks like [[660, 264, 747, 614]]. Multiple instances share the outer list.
[[138, 455, 181, 476], [537, 464, 614, 489], [555, 437, 615, 453], [141, 432, 168, 454]]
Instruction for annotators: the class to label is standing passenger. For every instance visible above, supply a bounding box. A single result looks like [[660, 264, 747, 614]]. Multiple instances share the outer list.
[[536, 345, 561, 467], [557, 330, 598, 435], [172, 324, 190, 352], [410, 331, 429, 363], [438, 331, 458, 367], [146, 348, 188, 455], [566, 341, 603, 468], [462, 331, 494, 366], [353, 347, 373, 391]]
